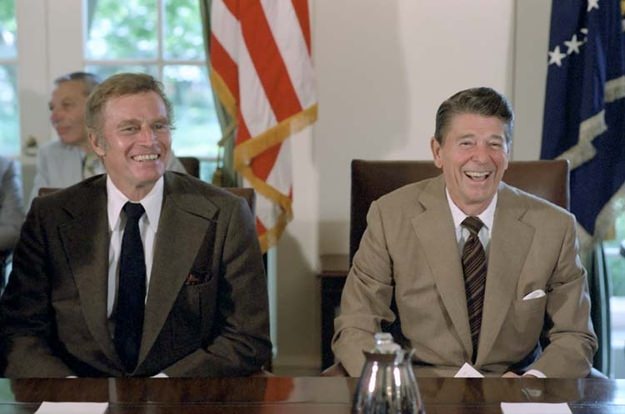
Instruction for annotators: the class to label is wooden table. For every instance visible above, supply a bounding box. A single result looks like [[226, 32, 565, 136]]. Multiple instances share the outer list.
[[0, 376, 623, 413]]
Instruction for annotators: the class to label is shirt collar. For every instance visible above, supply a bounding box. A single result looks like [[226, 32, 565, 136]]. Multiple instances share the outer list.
[[446, 187, 497, 234], [107, 176, 164, 232]]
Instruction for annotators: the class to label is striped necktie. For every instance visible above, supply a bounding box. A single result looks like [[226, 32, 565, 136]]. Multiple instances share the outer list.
[[462, 216, 487, 363]]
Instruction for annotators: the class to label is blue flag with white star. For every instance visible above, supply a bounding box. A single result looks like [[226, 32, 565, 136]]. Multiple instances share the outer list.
[[541, 0, 625, 236]]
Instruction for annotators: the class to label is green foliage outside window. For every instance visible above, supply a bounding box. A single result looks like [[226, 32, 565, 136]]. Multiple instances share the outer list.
[[608, 211, 625, 296], [164, 0, 205, 60], [86, 0, 158, 60], [606, 248, 625, 296]]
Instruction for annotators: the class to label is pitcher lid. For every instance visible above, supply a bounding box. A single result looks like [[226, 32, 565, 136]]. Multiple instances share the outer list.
[[373, 332, 401, 353]]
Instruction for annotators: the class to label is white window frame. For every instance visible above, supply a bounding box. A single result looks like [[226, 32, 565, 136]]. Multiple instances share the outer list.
[[15, 0, 218, 192]]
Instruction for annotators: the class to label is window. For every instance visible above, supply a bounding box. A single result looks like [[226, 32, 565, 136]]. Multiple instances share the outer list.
[[605, 209, 625, 377], [608, 211, 625, 296], [0, 0, 18, 156], [84, 0, 220, 180]]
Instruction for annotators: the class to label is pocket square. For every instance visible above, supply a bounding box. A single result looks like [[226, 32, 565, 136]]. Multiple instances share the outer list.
[[184, 273, 203, 286], [522, 289, 546, 301]]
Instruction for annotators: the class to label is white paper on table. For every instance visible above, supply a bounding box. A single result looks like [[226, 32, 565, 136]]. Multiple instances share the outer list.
[[501, 402, 572, 414], [36, 402, 108, 414], [454, 362, 484, 378]]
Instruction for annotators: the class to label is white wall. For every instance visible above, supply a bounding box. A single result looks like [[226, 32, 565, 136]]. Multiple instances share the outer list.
[[17, 0, 85, 199], [513, 0, 550, 160], [273, 0, 519, 371]]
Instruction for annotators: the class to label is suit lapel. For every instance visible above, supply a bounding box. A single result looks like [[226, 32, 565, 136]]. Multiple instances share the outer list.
[[138, 174, 218, 364], [476, 184, 534, 364], [411, 176, 473, 357], [58, 178, 120, 364]]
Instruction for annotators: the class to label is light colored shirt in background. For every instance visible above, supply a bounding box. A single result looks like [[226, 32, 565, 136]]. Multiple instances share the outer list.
[[28, 140, 186, 208]]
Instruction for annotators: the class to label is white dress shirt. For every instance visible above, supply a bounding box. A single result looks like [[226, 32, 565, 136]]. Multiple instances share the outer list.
[[445, 188, 546, 378], [445, 188, 496, 256], [106, 176, 163, 317]]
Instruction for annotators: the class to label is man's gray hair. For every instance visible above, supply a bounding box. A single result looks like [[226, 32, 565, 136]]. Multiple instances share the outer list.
[[54, 72, 101, 96]]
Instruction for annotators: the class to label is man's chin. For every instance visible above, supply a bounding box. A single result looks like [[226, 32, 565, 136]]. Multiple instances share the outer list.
[[459, 190, 497, 209], [132, 165, 166, 181]]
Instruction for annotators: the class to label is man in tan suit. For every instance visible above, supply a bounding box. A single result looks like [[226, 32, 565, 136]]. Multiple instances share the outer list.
[[333, 87, 597, 378], [0, 73, 271, 377]]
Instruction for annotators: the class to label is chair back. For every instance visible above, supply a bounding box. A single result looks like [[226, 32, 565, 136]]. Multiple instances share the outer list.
[[178, 157, 200, 178], [38, 187, 59, 197], [224, 187, 256, 215], [350, 159, 570, 262]]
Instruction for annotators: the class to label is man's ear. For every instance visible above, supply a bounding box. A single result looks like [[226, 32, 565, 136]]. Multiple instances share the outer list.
[[431, 137, 443, 169], [88, 130, 106, 157]]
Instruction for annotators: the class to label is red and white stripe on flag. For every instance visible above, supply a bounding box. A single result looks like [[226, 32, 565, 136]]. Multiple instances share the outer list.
[[210, 0, 317, 253]]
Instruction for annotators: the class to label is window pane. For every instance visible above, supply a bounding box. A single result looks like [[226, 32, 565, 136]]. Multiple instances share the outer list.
[[86, 0, 158, 60], [200, 159, 218, 183], [163, 65, 220, 158], [0, 64, 19, 155], [0, 0, 16, 60], [164, 0, 205, 60]]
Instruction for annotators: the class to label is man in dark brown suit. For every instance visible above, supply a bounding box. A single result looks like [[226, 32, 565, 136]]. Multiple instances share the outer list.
[[0, 73, 271, 377]]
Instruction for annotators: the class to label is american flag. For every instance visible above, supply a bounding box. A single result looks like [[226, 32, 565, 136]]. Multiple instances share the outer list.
[[210, 0, 318, 252]]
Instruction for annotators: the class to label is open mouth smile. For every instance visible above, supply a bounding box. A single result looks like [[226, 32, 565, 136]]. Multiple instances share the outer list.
[[464, 171, 491, 181], [132, 154, 160, 162]]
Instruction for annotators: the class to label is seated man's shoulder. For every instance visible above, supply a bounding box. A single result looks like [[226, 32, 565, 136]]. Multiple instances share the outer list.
[[504, 184, 570, 216], [35, 175, 105, 206], [375, 177, 436, 209], [38, 140, 79, 156], [0, 155, 16, 174], [164, 171, 250, 209]]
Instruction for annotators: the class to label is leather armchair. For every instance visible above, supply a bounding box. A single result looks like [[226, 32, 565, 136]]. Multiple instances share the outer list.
[[178, 157, 200, 178]]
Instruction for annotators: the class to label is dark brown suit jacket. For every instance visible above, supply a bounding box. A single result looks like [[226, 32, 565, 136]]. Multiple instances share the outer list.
[[0, 172, 271, 377]]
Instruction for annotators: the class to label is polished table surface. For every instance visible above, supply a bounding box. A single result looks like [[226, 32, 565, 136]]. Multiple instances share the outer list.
[[0, 376, 624, 413]]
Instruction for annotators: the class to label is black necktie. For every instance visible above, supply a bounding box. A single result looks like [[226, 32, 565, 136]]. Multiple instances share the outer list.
[[115, 202, 146, 372], [461, 216, 487, 363]]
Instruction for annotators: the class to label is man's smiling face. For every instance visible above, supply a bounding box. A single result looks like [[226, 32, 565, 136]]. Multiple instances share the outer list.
[[431, 112, 509, 216], [90, 91, 171, 200]]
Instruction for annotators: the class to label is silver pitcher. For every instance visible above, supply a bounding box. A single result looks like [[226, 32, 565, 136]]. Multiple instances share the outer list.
[[352, 333, 425, 414]]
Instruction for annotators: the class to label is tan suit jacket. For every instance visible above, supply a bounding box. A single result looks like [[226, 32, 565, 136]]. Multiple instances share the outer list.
[[333, 175, 597, 378], [0, 172, 271, 377]]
